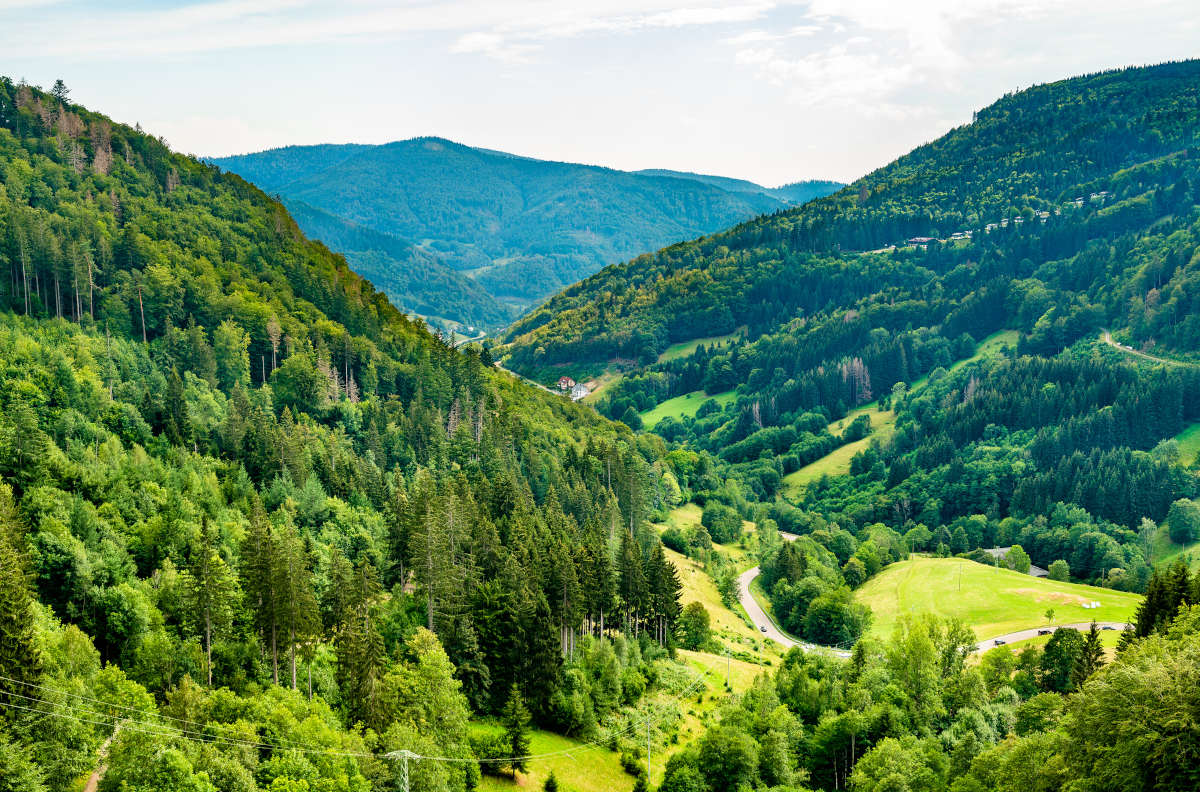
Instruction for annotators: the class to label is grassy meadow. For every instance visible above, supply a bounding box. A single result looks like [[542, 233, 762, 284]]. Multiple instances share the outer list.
[[640, 390, 736, 429], [855, 557, 1141, 640]]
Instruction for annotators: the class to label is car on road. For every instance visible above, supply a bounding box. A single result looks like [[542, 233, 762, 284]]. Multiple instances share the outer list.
[[1037, 629, 1051, 636], [994, 639, 1006, 646], [1102, 625, 1116, 630], [760, 626, 767, 632]]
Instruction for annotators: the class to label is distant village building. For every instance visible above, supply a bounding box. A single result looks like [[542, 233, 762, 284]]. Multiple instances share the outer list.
[[983, 546, 1049, 577], [570, 383, 590, 401], [557, 376, 576, 391], [907, 236, 937, 246]]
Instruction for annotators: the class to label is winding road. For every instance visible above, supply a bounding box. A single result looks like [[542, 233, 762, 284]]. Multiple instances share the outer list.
[[1101, 330, 1192, 367], [739, 533, 1130, 656], [737, 533, 852, 658]]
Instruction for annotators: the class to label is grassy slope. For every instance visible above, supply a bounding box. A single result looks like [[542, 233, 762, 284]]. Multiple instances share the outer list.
[[475, 726, 634, 792], [855, 557, 1141, 640], [657, 329, 743, 363], [1147, 519, 1200, 571], [641, 391, 736, 429], [467, 505, 768, 789], [781, 403, 896, 493], [781, 330, 1019, 495], [1174, 422, 1200, 466]]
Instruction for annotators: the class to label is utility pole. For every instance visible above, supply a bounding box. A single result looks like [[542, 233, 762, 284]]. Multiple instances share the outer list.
[[387, 749, 416, 792]]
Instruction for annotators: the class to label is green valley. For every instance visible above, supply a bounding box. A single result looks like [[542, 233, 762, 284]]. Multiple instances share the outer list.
[[6, 36, 1200, 792], [213, 141, 841, 332]]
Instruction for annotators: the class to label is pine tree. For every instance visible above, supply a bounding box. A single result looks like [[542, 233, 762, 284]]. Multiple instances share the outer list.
[[406, 471, 464, 633], [618, 531, 645, 635], [335, 559, 385, 729], [183, 518, 239, 686], [501, 684, 531, 779], [274, 518, 319, 690], [1072, 621, 1105, 686], [0, 490, 40, 693], [241, 500, 279, 684]]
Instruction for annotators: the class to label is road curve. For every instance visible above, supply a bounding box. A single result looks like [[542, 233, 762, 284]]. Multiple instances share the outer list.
[[737, 532, 852, 657], [737, 565, 799, 648], [1101, 330, 1190, 367], [974, 621, 1129, 653], [743, 532, 1128, 658]]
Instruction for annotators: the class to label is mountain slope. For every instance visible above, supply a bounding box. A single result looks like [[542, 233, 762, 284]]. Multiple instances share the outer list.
[[504, 61, 1200, 368], [284, 198, 513, 328], [0, 77, 688, 790], [213, 139, 842, 322], [503, 59, 1200, 595]]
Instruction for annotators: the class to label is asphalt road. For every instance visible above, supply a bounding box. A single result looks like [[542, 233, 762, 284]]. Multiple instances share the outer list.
[[741, 532, 1128, 657], [974, 621, 1130, 652], [1101, 330, 1190, 366], [737, 532, 852, 657]]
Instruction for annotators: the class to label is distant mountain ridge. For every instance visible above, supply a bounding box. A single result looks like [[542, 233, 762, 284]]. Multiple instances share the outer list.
[[212, 139, 842, 330]]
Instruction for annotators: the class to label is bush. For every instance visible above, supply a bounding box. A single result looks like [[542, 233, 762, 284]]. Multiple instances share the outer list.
[[678, 601, 711, 650], [701, 503, 743, 544], [1168, 499, 1200, 544]]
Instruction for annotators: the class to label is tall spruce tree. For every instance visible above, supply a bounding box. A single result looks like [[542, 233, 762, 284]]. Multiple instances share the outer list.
[[501, 684, 531, 779], [241, 499, 279, 683], [183, 518, 239, 686], [0, 490, 40, 693]]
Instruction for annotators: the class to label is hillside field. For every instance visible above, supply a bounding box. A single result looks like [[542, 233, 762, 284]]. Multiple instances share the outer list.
[[641, 390, 736, 429], [657, 329, 743, 363], [855, 557, 1141, 640], [781, 330, 1018, 495]]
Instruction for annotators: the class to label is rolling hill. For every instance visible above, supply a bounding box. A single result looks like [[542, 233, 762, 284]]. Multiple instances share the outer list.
[[855, 557, 1140, 640], [500, 60, 1200, 605], [503, 60, 1200, 371], [0, 76, 691, 791], [212, 139, 842, 328]]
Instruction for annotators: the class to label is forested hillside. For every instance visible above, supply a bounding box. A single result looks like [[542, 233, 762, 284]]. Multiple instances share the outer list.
[[0, 78, 688, 790], [487, 60, 1200, 791], [213, 140, 841, 326], [503, 61, 1200, 605], [505, 60, 1200, 366]]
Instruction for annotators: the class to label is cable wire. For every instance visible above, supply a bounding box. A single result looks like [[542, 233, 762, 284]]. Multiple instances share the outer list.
[[0, 649, 720, 766]]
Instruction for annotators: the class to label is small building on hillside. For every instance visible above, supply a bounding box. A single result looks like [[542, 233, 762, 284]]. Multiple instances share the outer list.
[[570, 383, 590, 401], [557, 376, 576, 391], [983, 546, 1048, 577]]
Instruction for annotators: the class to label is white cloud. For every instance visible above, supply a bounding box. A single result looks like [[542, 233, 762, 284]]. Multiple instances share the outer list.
[[1, 0, 793, 60], [450, 32, 540, 63], [722, 24, 819, 45], [724, 0, 1122, 116], [734, 43, 922, 118]]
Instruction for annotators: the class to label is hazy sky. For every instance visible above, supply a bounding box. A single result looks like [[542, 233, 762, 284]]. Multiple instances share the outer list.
[[3, 0, 1198, 185]]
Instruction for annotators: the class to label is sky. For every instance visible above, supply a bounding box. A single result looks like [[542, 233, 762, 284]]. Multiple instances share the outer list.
[[1, 0, 1198, 185]]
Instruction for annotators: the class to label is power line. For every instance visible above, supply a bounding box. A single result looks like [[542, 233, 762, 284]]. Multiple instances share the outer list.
[[0, 649, 720, 768], [0, 687, 372, 758], [0, 675, 371, 757]]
